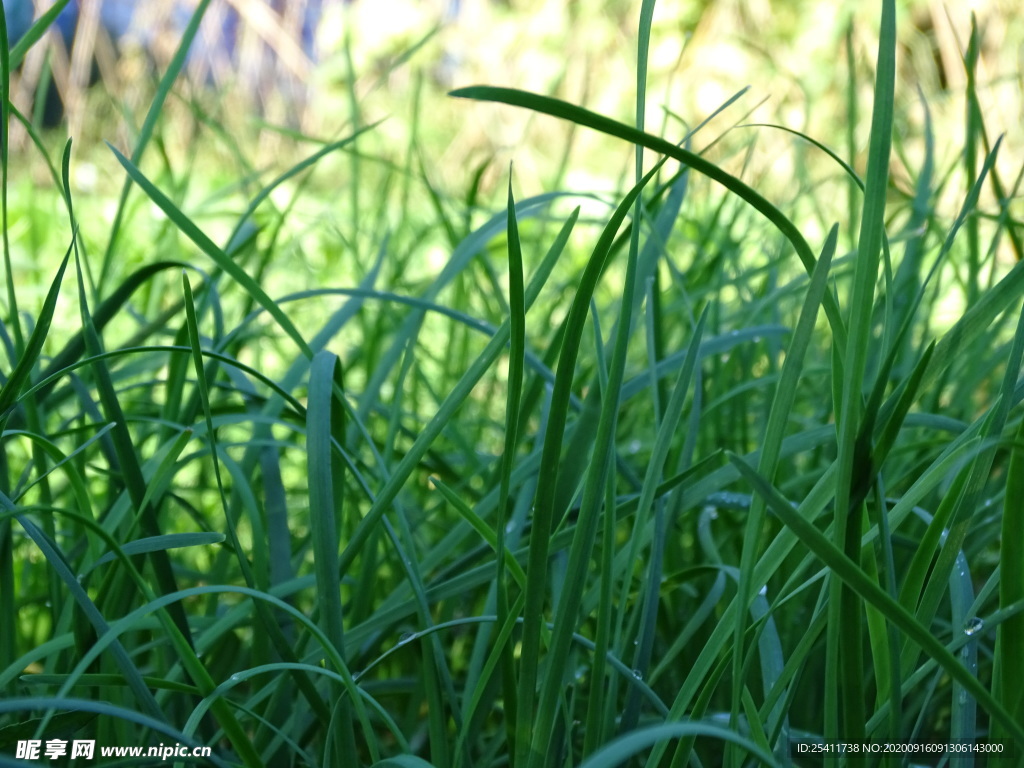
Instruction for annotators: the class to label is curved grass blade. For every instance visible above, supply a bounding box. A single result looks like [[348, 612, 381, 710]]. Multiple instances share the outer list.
[[224, 124, 381, 249], [37, 261, 192, 402], [739, 123, 864, 191], [580, 722, 777, 768], [82, 532, 225, 576], [449, 85, 848, 351]]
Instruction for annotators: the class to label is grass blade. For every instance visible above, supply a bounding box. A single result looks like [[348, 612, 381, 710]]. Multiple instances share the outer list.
[[728, 452, 1024, 742], [449, 85, 849, 351], [496, 172, 528, 760], [519, 165, 661, 767], [828, 0, 896, 745], [0, 244, 71, 427], [996, 415, 1024, 738], [306, 350, 358, 758]]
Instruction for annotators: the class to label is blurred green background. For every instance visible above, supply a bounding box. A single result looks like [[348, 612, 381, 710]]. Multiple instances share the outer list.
[[5, 0, 1022, 325]]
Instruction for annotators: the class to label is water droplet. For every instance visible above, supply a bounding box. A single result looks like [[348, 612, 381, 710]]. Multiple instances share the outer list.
[[399, 632, 414, 645], [631, 669, 643, 680], [730, 330, 739, 337], [505, 521, 516, 534], [707, 492, 752, 509], [958, 688, 969, 705], [964, 617, 984, 636], [574, 666, 587, 682], [758, 585, 768, 596], [984, 498, 993, 508], [633, 638, 639, 646], [628, 439, 642, 454], [752, 336, 761, 343]]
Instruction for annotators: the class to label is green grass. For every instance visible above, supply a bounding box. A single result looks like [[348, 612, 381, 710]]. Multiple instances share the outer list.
[[2, 1, 1024, 767]]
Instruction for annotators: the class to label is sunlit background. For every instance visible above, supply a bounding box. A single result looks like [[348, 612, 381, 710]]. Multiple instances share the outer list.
[[4, 0, 1023, 342]]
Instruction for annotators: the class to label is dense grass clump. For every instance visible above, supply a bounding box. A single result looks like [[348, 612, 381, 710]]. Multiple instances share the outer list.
[[1, 1, 1023, 767]]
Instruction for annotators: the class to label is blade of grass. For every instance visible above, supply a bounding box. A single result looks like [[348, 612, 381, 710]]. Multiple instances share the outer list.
[[496, 172, 527, 761], [0, 242, 71, 428], [7, 0, 71, 69], [613, 2, 659, 743], [829, 0, 896, 747], [948, 549, 978, 756], [617, 307, 708, 738], [519, 165, 662, 768], [305, 350, 358, 759], [0, 2, 19, 362], [731, 224, 837, 753], [581, 722, 777, 768], [82, 532, 225, 575], [963, 14, 981, 304], [449, 85, 849, 353], [728, 452, 1024, 742], [996, 415, 1024, 738]]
